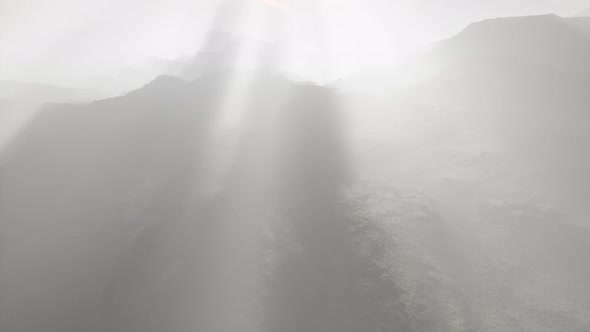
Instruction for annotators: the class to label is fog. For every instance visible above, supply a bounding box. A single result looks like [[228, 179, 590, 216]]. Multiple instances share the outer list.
[[1, 1, 590, 331], [2, 0, 588, 87]]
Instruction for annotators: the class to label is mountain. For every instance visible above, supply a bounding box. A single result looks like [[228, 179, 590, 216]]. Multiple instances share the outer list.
[[0, 72, 414, 332], [341, 15, 590, 96], [174, 31, 279, 80], [0, 81, 109, 161], [410, 15, 590, 169], [0, 73, 234, 332], [0, 80, 108, 103], [347, 14, 590, 214], [436, 14, 590, 62], [336, 14, 590, 331], [93, 32, 282, 95]]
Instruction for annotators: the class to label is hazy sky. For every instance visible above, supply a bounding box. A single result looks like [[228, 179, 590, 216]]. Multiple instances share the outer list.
[[1, 0, 588, 86]]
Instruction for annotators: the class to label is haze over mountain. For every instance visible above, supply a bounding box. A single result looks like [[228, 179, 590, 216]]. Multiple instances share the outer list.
[[2, 3, 590, 332], [84, 31, 283, 95], [343, 13, 590, 213], [2, 0, 588, 88], [0, 80, 107, 103], [1, 71, 412, 332], [342, 14, 590, 92], [339, 13, 590, 330]]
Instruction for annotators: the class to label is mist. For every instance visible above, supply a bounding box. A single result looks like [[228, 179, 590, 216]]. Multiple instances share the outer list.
[[2, 1, 590, 331]]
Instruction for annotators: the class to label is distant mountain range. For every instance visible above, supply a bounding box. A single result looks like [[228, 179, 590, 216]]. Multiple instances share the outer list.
[[0, 80, 108, 103], [97, 31, 281, 95]]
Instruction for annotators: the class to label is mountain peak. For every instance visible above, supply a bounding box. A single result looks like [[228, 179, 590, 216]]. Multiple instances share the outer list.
[[437, 14, 590, 66], [457, 14, 563, 41], [144, 75, 185, 88]]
